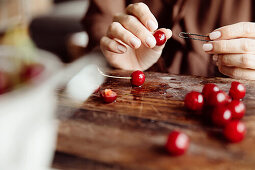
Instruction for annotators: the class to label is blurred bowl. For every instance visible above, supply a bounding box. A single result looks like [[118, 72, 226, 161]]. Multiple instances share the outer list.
[[0, 47, 62, 169]]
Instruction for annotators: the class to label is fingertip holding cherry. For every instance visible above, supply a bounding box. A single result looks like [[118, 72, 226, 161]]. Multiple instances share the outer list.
[[153, 30, 166, 46]]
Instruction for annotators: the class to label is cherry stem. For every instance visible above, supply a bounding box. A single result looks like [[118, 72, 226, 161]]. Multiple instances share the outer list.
[[97, 67, 131, 79]]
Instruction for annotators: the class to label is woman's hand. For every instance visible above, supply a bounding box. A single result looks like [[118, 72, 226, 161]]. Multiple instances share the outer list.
[[100, 3, 172, 71], [203, 22, 255, 80]]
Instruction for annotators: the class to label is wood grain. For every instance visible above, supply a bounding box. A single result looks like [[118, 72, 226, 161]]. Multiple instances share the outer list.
[[54, 70, 255, 170]]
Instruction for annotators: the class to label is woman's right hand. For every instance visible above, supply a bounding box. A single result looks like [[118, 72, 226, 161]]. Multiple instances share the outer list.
[[100, 2, 172, 71]]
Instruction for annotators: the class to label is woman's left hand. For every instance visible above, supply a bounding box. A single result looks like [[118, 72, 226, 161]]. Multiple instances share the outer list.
[[203, 22, 255, 80]]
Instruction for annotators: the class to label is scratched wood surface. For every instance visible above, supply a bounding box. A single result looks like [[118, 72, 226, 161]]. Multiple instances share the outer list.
[[53, 70, 255, 170]]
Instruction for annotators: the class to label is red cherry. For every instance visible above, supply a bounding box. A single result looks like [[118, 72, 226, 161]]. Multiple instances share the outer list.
[[0, 71, 11, 94], [207, 90, 229, 106], [212, 106, 232, 127], [202, 83, 220, 101], [224, 121, 246, 143], [228, 100, 245, 120], [229, 81, 246, 100], [100, 89, 117, 103], [21, 63, 45, 81], [165, 131, 189, 156], [184, 91, 204, 111], [130, 70, 145, 87], [153, 30, 166, 46]]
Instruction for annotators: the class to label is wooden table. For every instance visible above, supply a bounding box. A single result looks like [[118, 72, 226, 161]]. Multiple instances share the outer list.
[[52, 70, 255, 170]]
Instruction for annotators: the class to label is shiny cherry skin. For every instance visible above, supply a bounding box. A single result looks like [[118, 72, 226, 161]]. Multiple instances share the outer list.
[[207, 90, 229, 106], [0, 71, 10, 94], [130, 70, 145, 87], [100, 89, 117, 103], [202, 83, 220, 101], [224, 121, 246, 143], [165, 131, 189, 156], [228, 100, 246, 120], [212, 106, 232, 127], [153, 30, 166, 46], [184, 91, 204, 111], [229, 81, 246, 100], [21, 63, 45, 81]]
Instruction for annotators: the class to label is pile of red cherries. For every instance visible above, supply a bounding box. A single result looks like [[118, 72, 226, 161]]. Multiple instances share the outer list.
[[166, 81, 247, 156], [0, 63, 44, 95]]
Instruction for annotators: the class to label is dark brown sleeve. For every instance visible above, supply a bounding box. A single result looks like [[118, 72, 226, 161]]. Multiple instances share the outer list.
[[81, 0, 126, 50]]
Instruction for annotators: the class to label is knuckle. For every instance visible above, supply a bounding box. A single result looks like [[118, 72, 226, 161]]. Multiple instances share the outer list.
[[241, 39, 251, 52], [133, 27, 144, 36], [241, 54, 251, 67], [136, 2, 148, 9], [113, 14, 121, 22], [126, 4, 134, 11], [221, 55, 231, 64], [218, 41, 228, 52], [231, 68, 240, 77], [242, 22, 252, 34], [124, 15, 136, 24]]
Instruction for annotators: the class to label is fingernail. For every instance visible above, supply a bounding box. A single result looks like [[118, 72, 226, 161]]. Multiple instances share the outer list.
[[213, 55, 218, 61], [117, 45, 126, 53], [203, 43, 213, 51], [145, 36, 156, 48], [147, 20, 158, 31], [209, 31, 221, 40], [130, 37, 141, 48]]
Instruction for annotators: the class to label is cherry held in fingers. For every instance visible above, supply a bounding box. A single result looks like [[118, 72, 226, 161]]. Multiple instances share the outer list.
[[165, 131, 189, 156], [153, 30, 166, 46], [224, 121, 246, 143], [184, 91, 204, 111], [100, 89, 117, 103], [229, 81, 246, 100]]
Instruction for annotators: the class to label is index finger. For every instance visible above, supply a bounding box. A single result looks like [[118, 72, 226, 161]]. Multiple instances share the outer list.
[[209, 22, 255, 40], [126, 3, 158, 32]]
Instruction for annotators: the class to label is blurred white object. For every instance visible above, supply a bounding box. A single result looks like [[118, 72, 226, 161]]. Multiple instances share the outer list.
[[0, 47, 62, 170], [65, 51, 107, 102], [70, 32, 89, 48]]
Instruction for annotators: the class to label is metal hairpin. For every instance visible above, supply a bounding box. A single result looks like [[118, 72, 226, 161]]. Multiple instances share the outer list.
[[179, 32, 210, 42]]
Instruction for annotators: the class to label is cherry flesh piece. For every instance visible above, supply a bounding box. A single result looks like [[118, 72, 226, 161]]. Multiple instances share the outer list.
[[21, 63, 45, 81], [229, 81, 246, 100], [207, 90, 229, 106], [202, 83, 220, 102], [130, 70, 145, 87], [0, 71, 10, 94], [100, 89, 117, 103], [224, 121, 246, 143], [184, 91, 204, 111], [153, 30, 166, 46], [212, 106, 232, 127], [165, 131, 189, 156], [228, 100, 246, 120]]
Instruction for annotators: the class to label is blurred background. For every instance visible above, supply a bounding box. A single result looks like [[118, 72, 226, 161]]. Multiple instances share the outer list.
[[0, 0, 97, 169], [0, 0, 89, 62]]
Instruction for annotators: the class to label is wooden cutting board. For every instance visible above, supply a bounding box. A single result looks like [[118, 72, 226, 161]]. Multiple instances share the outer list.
[[53, 70, 255, 170]]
